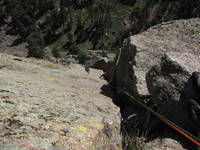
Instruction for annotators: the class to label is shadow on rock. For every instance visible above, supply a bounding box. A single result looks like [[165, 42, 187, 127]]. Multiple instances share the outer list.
[[144, 54, 199, 150], [100, 84, 116, 100]]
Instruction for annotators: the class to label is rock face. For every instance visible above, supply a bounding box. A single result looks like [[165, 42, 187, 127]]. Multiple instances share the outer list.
[[143, 138, 186, 150], [113, 18, 200, 149], [0, 30, 28, 57], [146, 53, 200, 135], [114, 18, 200, 96], [131, 18, 200, 96], [0, 53, 122, 150], [146, 54, 190, 113]]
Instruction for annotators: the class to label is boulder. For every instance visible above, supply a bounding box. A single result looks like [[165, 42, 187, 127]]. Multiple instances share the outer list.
[[146, 52, 200, 111], [84, 50, 115, 71], [143, 138, 186, 150], [146, 53, 200, 135], [112, 18, 200, 149], [113, 18, 200, 96], [146, 53, 190, 112], [0, 30, 28, 57]]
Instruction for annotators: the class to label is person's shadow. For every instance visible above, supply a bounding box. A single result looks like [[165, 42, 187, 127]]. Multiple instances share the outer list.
[[99, 76, 199, 150], [100, 84, 118, 106]]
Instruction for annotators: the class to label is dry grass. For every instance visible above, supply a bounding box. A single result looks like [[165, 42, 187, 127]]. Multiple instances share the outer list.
[[123, 135, 146, 150]]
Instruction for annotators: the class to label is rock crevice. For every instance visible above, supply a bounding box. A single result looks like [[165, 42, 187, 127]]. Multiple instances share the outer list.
[[112, 18, 200, 150]]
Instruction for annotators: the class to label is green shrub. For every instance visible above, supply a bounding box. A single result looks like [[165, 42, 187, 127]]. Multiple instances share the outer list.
[[52, 47, 65, 58], [28, 46, 45, 58], [27, 31, 45, 58], [70, 40, 92, 56], [123, 136, 145, 150]]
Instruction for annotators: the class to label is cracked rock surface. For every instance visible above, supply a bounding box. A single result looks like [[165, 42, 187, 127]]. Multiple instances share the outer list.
[[0, 53, 122, 150], [113, 18, 200, 150]]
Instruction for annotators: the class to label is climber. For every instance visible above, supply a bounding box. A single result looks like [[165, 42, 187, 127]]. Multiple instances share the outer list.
[[183, 72, 200, 126], [100, 72, 110, 82]]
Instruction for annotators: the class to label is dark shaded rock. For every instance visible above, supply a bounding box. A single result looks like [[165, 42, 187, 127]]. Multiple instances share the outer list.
[[77, 50, 116, 77], [146, 54, 190, 113], [181, 72, 200, 126], [112, 38, 139, 97], [112, 18, 200, 149], [143, 138, 186, 150], [146, 53, 200, 135]]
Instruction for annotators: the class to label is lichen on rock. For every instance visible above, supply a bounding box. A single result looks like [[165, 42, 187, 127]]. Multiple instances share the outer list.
[[112, 18, 200, 149], [0, 53, 122, 150]]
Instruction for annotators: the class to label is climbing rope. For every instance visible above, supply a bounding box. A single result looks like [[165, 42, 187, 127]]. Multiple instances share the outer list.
[[121, 90, 200, 147], [100, 72, 200, 146]]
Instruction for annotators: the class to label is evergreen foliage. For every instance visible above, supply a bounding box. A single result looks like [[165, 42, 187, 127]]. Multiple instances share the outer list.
[[0, 0, 199, 58], [27, 31, 45, 58]]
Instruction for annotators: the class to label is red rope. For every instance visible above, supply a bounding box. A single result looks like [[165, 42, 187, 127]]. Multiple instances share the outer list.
[[101, 71, 200, 146], [161, 118, 200, 147], [122, 90, 200, 147]]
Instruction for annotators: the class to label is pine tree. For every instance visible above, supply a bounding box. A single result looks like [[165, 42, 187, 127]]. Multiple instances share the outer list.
[[27, 31, 45, 58]]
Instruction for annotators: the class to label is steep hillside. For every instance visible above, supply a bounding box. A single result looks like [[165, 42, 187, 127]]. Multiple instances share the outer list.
[[0, 0, 199, 59]]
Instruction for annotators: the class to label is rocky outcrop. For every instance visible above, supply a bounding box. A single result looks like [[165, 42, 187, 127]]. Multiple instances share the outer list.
[[146, 52, 200, 111], [0, 30, 28, 57], [114, 18, 200, 96], [133, 18, 200, 96], [143, 138, 186, 150], [0, 53, 122, 150], [81, 50, 115, 70], [146, 53, 200, 136], [146, 53, 190, 113], [113, 18, 200, 149]]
